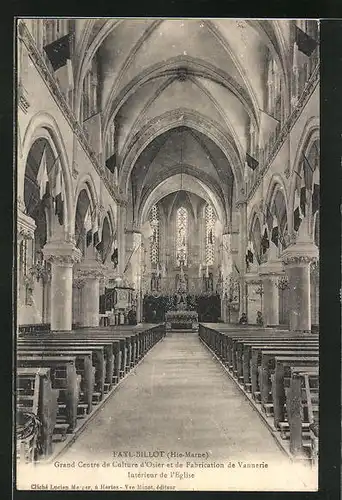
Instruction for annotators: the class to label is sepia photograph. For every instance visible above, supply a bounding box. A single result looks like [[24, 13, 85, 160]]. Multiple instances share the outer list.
[[15, 17, 320, 492]]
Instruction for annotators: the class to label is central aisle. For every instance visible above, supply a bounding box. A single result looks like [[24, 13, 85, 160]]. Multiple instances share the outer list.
[[57, 331, 316, 490], [63, 331, 284, 459]]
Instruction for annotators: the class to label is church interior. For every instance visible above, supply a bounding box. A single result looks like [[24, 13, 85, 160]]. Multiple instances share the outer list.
[[16, 19, 319, 490]]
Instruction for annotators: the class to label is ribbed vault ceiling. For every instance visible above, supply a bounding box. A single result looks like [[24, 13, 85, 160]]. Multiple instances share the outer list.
[[77, 19, 292, 223]]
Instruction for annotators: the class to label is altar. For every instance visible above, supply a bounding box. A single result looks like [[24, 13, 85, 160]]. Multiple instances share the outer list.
[[165, 252, 198, 331], [165, 310, 198, 330]]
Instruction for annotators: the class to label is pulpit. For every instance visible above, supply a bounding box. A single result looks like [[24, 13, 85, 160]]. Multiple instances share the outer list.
[[102, 286, 134, 326]]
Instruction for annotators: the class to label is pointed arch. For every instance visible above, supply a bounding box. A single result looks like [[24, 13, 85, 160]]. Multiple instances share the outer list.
[[139, 173, 225, 229], [103, 55, 259, 137], [288, 117, 319, 234], [249, 210, 263, 264], [73, 173, 99, 229], [120, 108, 244, 196], [264, 173, 289, 218], [176, 206, 189, 267], [21, 112, 73, 239], [74, 19, 124, 119]]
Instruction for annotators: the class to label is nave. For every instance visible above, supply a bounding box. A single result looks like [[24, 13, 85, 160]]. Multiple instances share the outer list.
[[16, 18, 320, 492], [24, 330, 317, 492]]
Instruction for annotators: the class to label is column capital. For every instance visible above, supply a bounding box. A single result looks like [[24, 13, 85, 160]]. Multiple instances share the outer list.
[[281, 243, 319, 268], [17, 210, 36, 241], [259, 259, 284, 277], [42, 241, 82, 267], [245, 272, 261, 283]]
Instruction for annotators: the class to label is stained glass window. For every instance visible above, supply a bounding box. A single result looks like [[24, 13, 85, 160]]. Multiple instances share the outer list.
[[149, 204, 159, 264], [205, 204, 216, 265], [176, 207, 188, 266]]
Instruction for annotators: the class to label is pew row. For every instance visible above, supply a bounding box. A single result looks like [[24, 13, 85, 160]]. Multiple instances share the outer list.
[[285, 367, 319, 463], [17, 367, 59, 462], [16, 324, 165, 462], [198, 323, 319, 464]]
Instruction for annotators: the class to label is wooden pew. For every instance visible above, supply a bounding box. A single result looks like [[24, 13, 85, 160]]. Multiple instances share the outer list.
[[53, 329, 140, 368], [248, 344, 319, 401], [21, 332, 136, 384], [218, 337, 305, 383], [20, 333, 135, 387], [17, 346, 95, 413], [18, 324, 51, 334], [71, 329, 132, 374], [207, 330, 317, 373], [19, 325, 165, 389], [71, 327, 164, 372], [17, 367, 58, 460], [17, 355, 79, 432], [16, 324, 165, 464], [256, 349, 319, 407], [199, 324, 318, 386], [18, 328, 153, 399], [58, 334, 122, 382], [302, 368, 319, 464], [84, 324, 166, 368], [229, 333, 317, 373], [199, 324, 317, 369], [75, 329, 158, 372], [48, 334, 128, 380], [18, 339, 109, 397], [227, 335, 316, 381], [272, 357, 319, 429], [236, 337, 318, 376], [199, 324, 319, 462], [199, 324, 271, 358], [79, 330, 146, 369], [285, 367, 319, 459], [242, 339, 318, 387]]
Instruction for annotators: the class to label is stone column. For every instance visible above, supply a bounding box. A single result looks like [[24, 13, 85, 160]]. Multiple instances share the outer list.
[[117, 204, 126, 276], [42, 241, 82, 331], [17, 210, 37, 325], [74, 259, 104, 327], [131, 231, 142, 323], [237, 201, 247, 317], [221, 233, 232, 323], [259, 260, 284, 327], [72, 277, 85, 327], [282, 243, 319, 332], [245, 273, 261, 325]]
